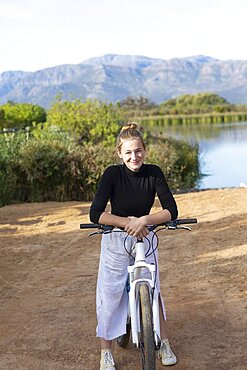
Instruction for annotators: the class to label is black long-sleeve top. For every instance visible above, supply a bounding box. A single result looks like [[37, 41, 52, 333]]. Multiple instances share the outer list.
[[90, 163, 178, 224]]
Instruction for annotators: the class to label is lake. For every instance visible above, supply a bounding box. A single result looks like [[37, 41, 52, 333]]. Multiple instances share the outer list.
[[155, 121, 247, 189]]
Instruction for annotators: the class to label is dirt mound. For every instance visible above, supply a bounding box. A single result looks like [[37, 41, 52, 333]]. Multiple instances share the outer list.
[[0, 189, 246, 369]]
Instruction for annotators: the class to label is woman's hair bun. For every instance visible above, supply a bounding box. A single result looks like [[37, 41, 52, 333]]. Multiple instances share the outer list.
[[120, 122, 138, 132], [116, 121, 145, 151]]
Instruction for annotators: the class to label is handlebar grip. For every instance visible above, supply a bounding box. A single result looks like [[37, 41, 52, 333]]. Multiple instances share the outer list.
[[80, 223, 101, 229], [80, 223, 114, 232], [176, 218, 197, 225]]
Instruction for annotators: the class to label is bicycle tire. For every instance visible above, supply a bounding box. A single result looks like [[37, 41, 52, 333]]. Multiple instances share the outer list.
[[139, 284, 156, 370], [116, 320, 131, 348]]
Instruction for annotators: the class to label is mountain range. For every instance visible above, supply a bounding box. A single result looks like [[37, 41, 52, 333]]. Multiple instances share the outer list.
[[1, 54, 247, 108]]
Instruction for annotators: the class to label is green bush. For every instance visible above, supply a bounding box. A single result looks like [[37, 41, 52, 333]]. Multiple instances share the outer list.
[[0, 126, 199, 206], [0, 102, 46, 130], [159, 93, 231, 115], [147, 138, 199, 190], [47, 98, 123, 145], [0, 126, 118, 204], [0, 132, 28, 206]]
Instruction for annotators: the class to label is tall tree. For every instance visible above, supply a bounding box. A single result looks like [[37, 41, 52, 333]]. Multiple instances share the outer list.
[[0, 102, 46, 129]]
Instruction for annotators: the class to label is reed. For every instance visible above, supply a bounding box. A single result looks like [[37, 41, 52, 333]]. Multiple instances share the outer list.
[[139, 112, 247, 126]]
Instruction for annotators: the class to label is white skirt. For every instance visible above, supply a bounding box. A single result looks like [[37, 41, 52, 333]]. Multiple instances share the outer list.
[[96, 230, 166, 340]]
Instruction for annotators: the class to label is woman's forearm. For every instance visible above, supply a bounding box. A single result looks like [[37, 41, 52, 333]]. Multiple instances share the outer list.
[[98, 212, 129, 228], [141, 209, 172, 225]]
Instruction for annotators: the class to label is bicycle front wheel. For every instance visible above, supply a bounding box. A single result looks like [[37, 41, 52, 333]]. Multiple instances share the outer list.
[[139, 284, 156, 370]]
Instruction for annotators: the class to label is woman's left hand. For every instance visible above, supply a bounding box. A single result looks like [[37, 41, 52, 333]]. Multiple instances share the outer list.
[[124, 216, 149, 239]]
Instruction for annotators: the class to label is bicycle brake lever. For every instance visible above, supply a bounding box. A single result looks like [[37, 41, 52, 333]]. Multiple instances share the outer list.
[[89, 231, 103, 237], [89, 229, 114, 237], [177, 225, 192, 231]]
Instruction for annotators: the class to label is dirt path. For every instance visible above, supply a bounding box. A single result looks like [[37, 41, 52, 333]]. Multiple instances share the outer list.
[[0, 189, 246, 370]]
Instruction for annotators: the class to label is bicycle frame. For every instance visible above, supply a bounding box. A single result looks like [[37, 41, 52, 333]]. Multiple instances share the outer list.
[[128, 239, 160, 348]]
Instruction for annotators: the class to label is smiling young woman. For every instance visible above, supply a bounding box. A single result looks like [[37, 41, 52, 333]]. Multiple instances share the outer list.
[[89, 122, 178, 369]]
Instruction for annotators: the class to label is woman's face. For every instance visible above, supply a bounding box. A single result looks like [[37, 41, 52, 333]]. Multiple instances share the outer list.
[[118, 138, 146, 172]]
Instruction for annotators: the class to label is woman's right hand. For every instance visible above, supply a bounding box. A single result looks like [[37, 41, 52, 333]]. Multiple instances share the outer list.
[[124, 216, 149, 239]]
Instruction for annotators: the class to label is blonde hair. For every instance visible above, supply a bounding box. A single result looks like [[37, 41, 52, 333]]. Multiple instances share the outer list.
[[116, 122, 146, 152]]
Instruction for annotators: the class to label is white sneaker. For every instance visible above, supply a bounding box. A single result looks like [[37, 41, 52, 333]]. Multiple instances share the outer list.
[[100, 350, 116, 370], [158, 339, 177, 366]]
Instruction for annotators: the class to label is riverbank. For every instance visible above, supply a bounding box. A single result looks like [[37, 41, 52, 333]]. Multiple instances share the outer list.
[[0, 188, 246, 369]]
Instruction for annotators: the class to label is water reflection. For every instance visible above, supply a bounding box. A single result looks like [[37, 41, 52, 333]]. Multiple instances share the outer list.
[[149, 121, 247, 189]]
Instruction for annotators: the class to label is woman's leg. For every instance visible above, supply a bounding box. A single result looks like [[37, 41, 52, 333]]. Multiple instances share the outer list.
[[97, 233, 134, 369], [96, 233, 131, 340], [144, 234, 177, 366], [100, 339, 115, 370], [159, 299, 168, 339], [159, 296, 177, 366], [101, 338, 112, 350]]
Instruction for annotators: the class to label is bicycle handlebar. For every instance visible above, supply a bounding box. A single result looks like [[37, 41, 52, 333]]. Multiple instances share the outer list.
[[80, 223, 103, 229], [80, 218, 197, 231], [173, 218, 197, 225]]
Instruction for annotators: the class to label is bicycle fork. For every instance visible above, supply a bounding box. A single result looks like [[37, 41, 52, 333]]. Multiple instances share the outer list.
[[128, 241, 161, 349]]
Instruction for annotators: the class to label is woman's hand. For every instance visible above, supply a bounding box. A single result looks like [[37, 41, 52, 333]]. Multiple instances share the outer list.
[[124, 216, 149, 239]]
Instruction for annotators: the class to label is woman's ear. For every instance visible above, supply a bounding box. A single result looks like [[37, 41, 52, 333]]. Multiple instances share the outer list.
[[117, 150, 122, 159], [144, 147, 147, 159]]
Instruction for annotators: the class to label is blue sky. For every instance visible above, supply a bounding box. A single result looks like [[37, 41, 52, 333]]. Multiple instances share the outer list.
[[1, 0, 247, 73]]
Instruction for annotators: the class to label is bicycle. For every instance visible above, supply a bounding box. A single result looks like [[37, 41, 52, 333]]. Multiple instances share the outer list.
[[80, 218, 197, 370]]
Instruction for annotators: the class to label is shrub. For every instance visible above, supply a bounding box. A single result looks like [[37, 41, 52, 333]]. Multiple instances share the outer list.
[[147, 138, 199, 190], [0, 102, 46, 130], [47, 98, 123, 145], [0, 128, 199, 206], [0, 132, 28, 206]]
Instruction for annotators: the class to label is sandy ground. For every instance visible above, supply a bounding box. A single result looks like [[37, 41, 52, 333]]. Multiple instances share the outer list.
[[0, 188, 247, 370]]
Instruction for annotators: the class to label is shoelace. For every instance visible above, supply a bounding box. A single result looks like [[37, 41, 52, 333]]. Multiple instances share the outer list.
[[103, 351, 115, 366], [159, 342, 173, 359]]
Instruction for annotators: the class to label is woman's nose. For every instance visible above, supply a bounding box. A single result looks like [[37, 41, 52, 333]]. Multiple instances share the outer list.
[[131, 152, 137, 160]]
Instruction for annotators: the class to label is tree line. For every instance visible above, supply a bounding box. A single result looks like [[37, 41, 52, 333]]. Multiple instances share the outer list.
[[1, 92, 247, 131]]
